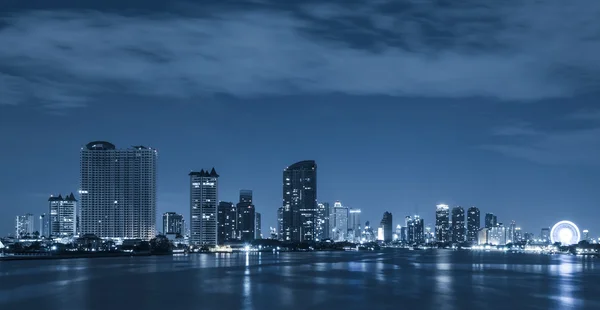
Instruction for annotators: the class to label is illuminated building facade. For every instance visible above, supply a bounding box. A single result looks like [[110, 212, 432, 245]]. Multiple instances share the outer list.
[[162, 212, 184, 235], [237, 190, 255, 242], [451, 206, 465, 243], [15, 213, 34, 238], [255, 212, 261, 239], [349, 208, 361, 241], [217, 201, 236, 244], [189, 168, 219, 245], [466, 206, 480, 243], [80, 141, 157, 240], [485, 213, 497, 229], [435, 204, 450, 242], [282, 160, 317, 242], [332, 201, 349, 241], [315, 202, 330, 241], [49, 193, 77, 237]]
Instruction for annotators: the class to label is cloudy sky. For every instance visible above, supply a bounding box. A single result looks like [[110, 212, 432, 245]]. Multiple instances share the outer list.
[[1, 0, 599, 237]]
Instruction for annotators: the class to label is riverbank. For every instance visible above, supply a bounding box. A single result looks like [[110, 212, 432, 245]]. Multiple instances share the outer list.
[[0, 252, 157, 261]]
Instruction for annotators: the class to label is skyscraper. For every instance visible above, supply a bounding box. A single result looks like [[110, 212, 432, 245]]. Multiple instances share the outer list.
[[315, 202, 330, 241], [451, 206, 465, 243], [162, 212, 184, 235], [189, 168, 219, 246], [466, 206, 480, 243], [255, 212, 262, 239], [349, 208, 361, 241], [508, 221, 517, 243], [15, 213, 34, 238], [380, 211, 393, 243], [49, 193, 77, 237], [80, 141, 157, 240], [217, 201, 237, 244], [282, 160, 317, 242], [435, 204, 450, 243], [237, 190, 255, 242], [332, 201, 349, 241], [277, 206, 283, 241], [484, 213, 497, 229], [541, 227, 550, 243], [39, 213, 49, 238]]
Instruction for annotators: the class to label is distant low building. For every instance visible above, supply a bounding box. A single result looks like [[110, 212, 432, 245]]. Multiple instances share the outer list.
[[15, 213, 34, 238]]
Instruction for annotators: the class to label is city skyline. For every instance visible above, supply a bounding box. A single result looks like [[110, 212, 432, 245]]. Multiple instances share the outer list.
[[1, 0, 600, 238]]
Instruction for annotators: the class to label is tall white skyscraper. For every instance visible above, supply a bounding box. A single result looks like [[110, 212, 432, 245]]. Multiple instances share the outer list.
[[80, 141, 157, 240], [49, 193, 77, 237], [331, 201, 349, 241], [189, 168, 219, 246]]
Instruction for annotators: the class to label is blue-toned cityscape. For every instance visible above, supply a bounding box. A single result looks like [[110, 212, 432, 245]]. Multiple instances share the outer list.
[[1, 141, 598, 258]]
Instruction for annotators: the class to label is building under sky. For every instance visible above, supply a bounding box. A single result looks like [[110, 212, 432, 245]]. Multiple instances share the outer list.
[[80, 141, 157, 240], [281, 160, 317, 242], [435, 204, 450, 243], [451, 206, 465, 243], [237, 189, 255, 242], [217, 201, 236, 244], [467, 207, 480, 243], [15, 213, 34, 238], [49, 193, 77, 237], [162, 212, 184, 235], [189, 168, 219, 246]]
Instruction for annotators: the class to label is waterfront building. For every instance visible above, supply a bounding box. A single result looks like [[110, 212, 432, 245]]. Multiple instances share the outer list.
[[332, 201, 349, 241], [237, 190, 255, 242], [435, 204, 450, 243], [39, 213, 50, 238], [466, 207, 480, 243], [255, 212, 262, 239], [489, 224, 507, 245], [477, 228, 489, 245], [484, 213, 497, 229], [315, 202, 330, 241], [277, 207, 283, 240], [80, 141, 157, 240], [380, 211, 393, 243], [49, 193, 77, 237], [349, 208, 361, 241], [217, 202, 237, 244], [15, 213, 34, 238], [451, 206, 465, 243], [282, 160, 317, 242], [541, 227, 550, 243], [162, 212, 184, 235], [189, 168, 219, 246], [508, 221, 517, 243]]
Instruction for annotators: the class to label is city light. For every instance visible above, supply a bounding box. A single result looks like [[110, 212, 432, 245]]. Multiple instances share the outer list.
[[550, 220, 581, 245]]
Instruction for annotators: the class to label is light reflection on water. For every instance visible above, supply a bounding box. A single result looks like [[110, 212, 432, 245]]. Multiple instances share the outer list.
[[1, 250, 599, 310]]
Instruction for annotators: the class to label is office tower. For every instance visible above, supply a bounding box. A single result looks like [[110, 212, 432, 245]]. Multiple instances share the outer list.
[[189, 168, 219, 246], [349, 209, 361, 238], [237, 190, 255, 242], [282, 160, 317, 242], [255, 212, 262, 239], [277, 206, 283, 240], [315, 202, 330, 241], [395, 225, 402, 241], [162, 212, 184, 235], [489, 224, 507, 245], [451, 206, 465, 243], [583, 230, 590, 241], [39, 213, 50, 237], [400, 226, 408, 242], [49, 193, 77, 237], [523, 232, 534, 242], [217, 201, 236, 244], [332, 201, 349, 241], [435, 204, 450, 243], [412, 215, 425, 244], [514, 227, 523, 242], [380, 212, 393, 242], [484, 213, 497, 229], [269, 227, 277, 239], [80, 141, 157, 240], [508, 221, 517, 243], [15, 213, 34, 238], [478, 228, 489, 245], [540, 228, 550, 243], [466, 207, 480, 243], [405, 216, 414, 242]]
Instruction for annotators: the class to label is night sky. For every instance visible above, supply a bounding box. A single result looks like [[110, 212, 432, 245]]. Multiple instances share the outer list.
[[1, 0, 599, 237]]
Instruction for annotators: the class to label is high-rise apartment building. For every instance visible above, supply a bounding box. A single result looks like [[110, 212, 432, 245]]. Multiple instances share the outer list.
[[349, 208, 361, 241], [315, 202, 330, 241], [466, 207, 480, 243], [255, 212, 262, 239], [451, 206, 465, 243], [15, 213, 34, 238], [435, 204, 450, 243], [380, 211, 393, 243], [485, 213, 497, 229], [282, 160, 317, 242], [406, 215, 424, 244], [217, 201, 236, 244], [49, 193, 77, 237], [39, 213, 50, 237], [331, 201, 349, 241], [190, 168, 219, 245], [80, 141, 157, 240], [162, 212, 184, 235], [237, 190, 255, 242], [540, 227, 550, 243], [277, 206, 283, 240], [508, 221, 517, 243]]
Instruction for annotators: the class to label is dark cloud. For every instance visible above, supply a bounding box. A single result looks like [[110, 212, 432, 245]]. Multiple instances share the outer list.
[[0, 0, 599, 108]]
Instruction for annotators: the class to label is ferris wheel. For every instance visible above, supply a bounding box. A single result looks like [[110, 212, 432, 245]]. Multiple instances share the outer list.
[[550, 220, 581, 245]]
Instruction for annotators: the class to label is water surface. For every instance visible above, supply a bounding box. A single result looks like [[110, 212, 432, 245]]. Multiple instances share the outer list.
[[1, 250, 599, 310]]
